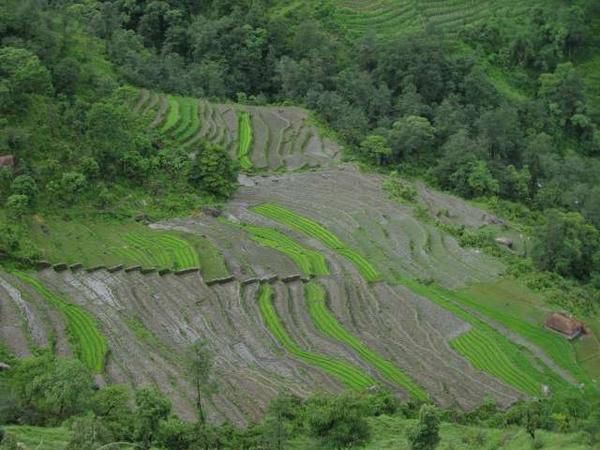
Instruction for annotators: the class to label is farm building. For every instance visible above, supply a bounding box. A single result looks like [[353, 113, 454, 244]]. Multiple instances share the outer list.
[[0, 154, 15, 169], [544, 313, 584, 340]]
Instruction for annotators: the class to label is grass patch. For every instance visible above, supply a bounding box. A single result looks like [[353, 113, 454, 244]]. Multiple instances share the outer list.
[[252, 203, 380, 281], [241, 223, 328, 276], [305, 282, 428, 400], [238, 111, 254, 170], [257, 283, 376, 390], [3, 426, 71, 450], [13, 272, 107, 373]]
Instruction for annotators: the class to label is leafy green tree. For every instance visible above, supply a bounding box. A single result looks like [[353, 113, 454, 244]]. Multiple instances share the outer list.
[[532, 209, 600, 281], [134, 387, 171, 450], [10, 175, 37, 204], [390, 115, 435, 161], [406, 405, 440, 450], [307, 395, 371, 449], [10, 354, 93, 424], [189, 142, 238, 198], [91, 385, 133, 441], [185, 340, 215, 425], [0, 47, 52, 112], [359, 135, 392, 165], [157, 417, 195, 450], [5, 194, 29, 220], [67, 415, 112, 450], [467, 160, 499, 197]]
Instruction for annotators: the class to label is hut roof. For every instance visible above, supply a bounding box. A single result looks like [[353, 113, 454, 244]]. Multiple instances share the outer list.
[[0, 155, 15, 168], [544, 312, 584, 339]]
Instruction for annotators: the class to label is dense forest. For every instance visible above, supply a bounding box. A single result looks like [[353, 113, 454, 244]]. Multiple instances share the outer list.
[[2, 0, 600, 448]]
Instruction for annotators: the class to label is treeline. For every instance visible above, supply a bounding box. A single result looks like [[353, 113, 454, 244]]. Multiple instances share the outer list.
[[1, 350, 600, 449]]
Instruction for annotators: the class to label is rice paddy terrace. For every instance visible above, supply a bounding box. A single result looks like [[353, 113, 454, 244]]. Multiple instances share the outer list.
[[2, 89, 600, 425], [3, 157, 599, 425], [330, 0, 557, 40], [135, 90, 341, 172]]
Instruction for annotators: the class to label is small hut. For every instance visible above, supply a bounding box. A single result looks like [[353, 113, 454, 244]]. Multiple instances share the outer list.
[[0, 154, 15, 170], [544, 312, 584, 340]]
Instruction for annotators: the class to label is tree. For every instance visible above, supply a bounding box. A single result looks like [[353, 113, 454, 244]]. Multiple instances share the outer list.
[[189, 142, 238, 198], [390, 115, 435, 161], [467, 160, 499, 198], [91, 385, 133, 441], [66, 415, 112, 450], [0, 47, 52, 112], [11, 175, 37, 204], [5, 194, 29, 220], [10, 354, 93, 424], [185, 340, 215, 424], [406, 405, 440, 450], [307, 395, 371, 449], [359, 135, 391, 165], [134, 387, 171, 450], [532, 209, 600, 281]]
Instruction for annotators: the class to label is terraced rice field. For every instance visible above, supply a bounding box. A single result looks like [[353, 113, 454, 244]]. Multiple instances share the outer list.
[[258, 283, 376, 390], [252, 203, 380, 281], [29, 218, 227, 278], [13, 271, 107, 373], [140, 89, 341, 171], [333, 0, 555, 40], [241, 223, 329, 276], [304, 282, 428, 400]]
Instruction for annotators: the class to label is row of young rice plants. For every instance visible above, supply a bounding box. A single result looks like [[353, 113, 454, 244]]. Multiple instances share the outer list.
[[172, 97, 200, 143], [13, 272, 108, 373], [252, 203, 381, 281], [305, 282, 429, 400], [257, 283, 376, 390], [116, 232, 200, 270], [242, 224, 329, 276], [238, 111, 254, 170], [160, 95, 181, 133], [399, 277, 572, 395]]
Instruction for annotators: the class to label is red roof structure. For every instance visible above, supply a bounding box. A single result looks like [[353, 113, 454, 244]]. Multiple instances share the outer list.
[[544, 312, 584, 340], [0, 154, 15, 169]]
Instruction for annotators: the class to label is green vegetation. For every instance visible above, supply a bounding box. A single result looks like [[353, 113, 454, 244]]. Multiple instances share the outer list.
[[458, 280, 590, 384], [28, 218, 228, 278], [2, 426, 71, 450], [237, 111, 254, 170], [305, 282, 428, 400], [12, 272, 107, 373], [253, 203, 380, 281], [399, 277, 575, 395], [242, 223, 328, 276], [161, 96, 181, 133], [257, 283, 376, 390], [172, 97, 200, 143]]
